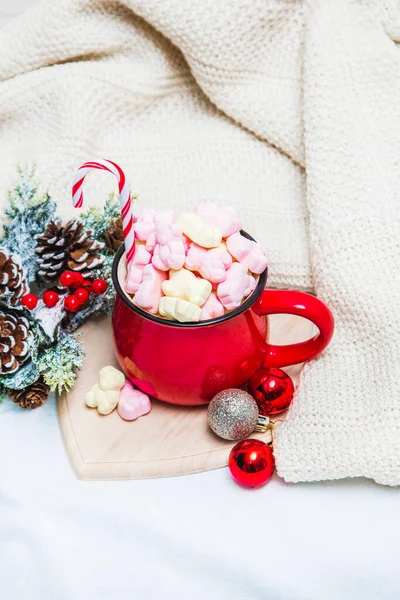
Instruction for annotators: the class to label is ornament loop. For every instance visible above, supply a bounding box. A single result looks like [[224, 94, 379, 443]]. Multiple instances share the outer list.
[[254, 414, 270, 433]]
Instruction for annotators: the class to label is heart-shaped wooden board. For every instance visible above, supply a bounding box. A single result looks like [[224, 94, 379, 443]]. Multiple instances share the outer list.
[[57, 314, 313, 480]]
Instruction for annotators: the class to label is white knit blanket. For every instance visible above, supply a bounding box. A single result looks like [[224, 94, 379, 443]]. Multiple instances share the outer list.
[[0, 0, 399, 485]]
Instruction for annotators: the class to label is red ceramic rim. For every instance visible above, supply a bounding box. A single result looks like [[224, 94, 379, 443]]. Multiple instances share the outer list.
[[112, 230, 268, 329]]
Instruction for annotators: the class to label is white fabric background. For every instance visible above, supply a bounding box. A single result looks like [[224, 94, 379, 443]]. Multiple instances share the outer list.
[[1, 397, 400, 600], [1, 3, 400, 598]]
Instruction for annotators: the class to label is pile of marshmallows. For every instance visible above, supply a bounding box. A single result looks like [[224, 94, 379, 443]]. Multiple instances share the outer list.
[[126, 204, 268, 323]]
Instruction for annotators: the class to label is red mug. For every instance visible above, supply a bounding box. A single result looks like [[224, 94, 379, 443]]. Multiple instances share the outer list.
[[112, 236, 334, 406]]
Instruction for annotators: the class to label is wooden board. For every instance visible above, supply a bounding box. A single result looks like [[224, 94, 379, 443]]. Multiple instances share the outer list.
[[57, 314, 313, 480]]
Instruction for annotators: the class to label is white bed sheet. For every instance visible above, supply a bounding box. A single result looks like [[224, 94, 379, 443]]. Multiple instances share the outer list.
[[1, 398, 399, 600]]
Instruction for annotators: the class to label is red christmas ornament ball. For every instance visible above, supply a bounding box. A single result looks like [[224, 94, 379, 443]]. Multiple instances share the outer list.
[[21, 293, 38, 310], [42, 290, 59, 308], [64, 295, 81, 312], [71, 272, 84, 287], [60, 270, 76, 287], [75, 287, 89, 304], [229, 439, 275, 487], [92, 278, 108, 295], [248, 368, 294, 415]]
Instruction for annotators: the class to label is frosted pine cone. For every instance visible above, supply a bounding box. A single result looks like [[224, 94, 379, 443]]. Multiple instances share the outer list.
[[104, 217, 124, 254], [35, 219, 104, 280], [0, 250, 28, 307], [11, 377, 50, 409], [0, 310, 32, 374]]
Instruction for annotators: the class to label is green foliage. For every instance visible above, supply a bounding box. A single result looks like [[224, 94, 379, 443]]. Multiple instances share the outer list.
[[80, 193, 137, 244], [79, 194, 120, 239], [1, 165, 56, 281], [37, 332, 85, 395], [6, 164, 40, 214]]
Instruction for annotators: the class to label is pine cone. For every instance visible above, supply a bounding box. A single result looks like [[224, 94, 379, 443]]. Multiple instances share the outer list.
[[104, 217, 124, 254], [35, 219, 105, 280], [0, 310, 32, 374], [0, 250, 28, 307], [11, 377, 50, 409]]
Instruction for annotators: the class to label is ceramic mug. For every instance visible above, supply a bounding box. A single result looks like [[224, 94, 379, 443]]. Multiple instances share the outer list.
[[112, 235, 334, 406]]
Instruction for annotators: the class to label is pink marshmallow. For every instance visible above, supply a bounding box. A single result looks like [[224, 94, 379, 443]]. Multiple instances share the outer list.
[[155, 210, 175, 226], [125, 246, 152, 294], [194, 204, 242, 238], [185, 243, 232, 283], [133, 208, 157, 241], [226, 232, 268, 274], [182, 234, 191, 253], [200, 293, 225, 320], [151, 222, 186, 271], [217, 263, 256, 310], [134, 264, 167, 314], [118, 380, 152, 421], [145, 232, 156, 253], [145, 210, 176, 252]]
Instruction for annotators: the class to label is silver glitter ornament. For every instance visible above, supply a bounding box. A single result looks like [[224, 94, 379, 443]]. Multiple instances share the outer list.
[[207, 389, 268, 441]]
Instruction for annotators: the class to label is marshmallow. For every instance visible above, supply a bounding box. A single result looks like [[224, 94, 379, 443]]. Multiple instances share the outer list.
[[182, 234, 191, 253], [86, 366, 125, 415], [117, 380, 152, 421], [146, 210, 176, 252], [178, 213, 222, 248], [162, 268, 212, 307], [194, 204, 242, 238], [152, 223, 186, 271], [155, 210, 175, 226], [217, 263, 256, 310], [185, 243, 232, 283], [85, 384, 120, 415], [159, 296, 202, 323], [200, 293, 225, 320], [99, 365, 125, 392], [226, 232, 268, 274], [133, 208, 156, 241], [125, 245, 152, 293], [141, 211, 185, 271], [135, 264, 167, 314]]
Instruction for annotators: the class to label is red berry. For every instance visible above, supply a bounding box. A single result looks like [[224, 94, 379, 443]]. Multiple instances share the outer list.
[[60, 271, 76, 287], [64, 295, 81, 312], [21, 293, 38, 310], [75, 287, 89, 304], [42, 290, 59, 308], [71, 272, 84, 287], [92, 278, 108, 295], [81, 279, 92, 289]]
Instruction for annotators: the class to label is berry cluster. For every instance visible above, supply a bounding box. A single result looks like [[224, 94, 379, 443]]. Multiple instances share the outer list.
[[21, 271, 108, 313]]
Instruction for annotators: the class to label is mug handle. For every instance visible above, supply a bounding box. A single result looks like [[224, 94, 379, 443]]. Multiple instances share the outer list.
[[253, 289, 335, 368]]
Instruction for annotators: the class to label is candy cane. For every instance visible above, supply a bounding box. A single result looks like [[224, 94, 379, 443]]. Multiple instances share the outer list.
[[72, 159, 135, 263]]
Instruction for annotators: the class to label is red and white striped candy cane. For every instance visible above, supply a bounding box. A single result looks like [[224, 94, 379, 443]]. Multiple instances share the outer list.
[[72, 159, 135, 263]]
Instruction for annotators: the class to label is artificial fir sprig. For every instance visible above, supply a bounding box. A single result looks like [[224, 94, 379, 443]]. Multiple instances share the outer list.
[[37, 332, 85, 395], [6, 164, 42, 214], [2, 165, 56, 281], [79, 194, 121, 239]]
